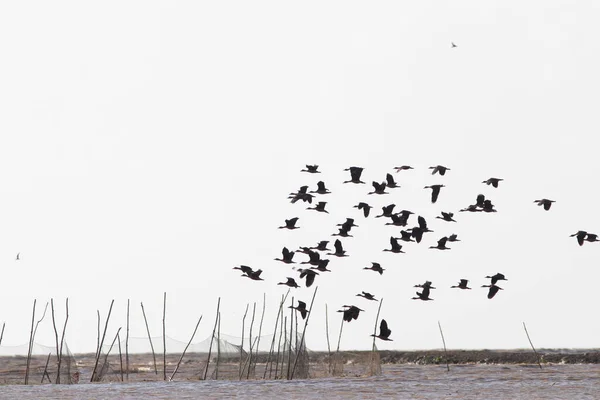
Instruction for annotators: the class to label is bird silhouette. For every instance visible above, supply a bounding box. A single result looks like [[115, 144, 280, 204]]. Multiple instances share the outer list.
[[451, 279, 471, 289], [310, 181, 331, 195], [298, 268, 319, 287], [451, 42, 457, 48], [482, 200, 497, 213], [534, 199, 555, 211], [585, 233, 600, 243], [412, 286, 433, 301], [414, 281, 436, 289], [398, 230, 415, 242], [300, 250, 321, 266], [424, 185, 445, 203], [364, 262, 385, 275], [354, 202, 373, 218], [482, 284, 503, 299], [447, 234, 460, 242], [384, 237, 405, 253], [485, 273, 507, 285], [288, 186, 314, 204], [371, 319, 392, 341], [356, 291, 378, 301], [332, 227, 353, 238], [343, 166, 365, 184], [327, 239, 349, 257], [368, 181, 388, 195], [385, 173, 400, 189], [275, 247, 295, 264], [375, 204, 396, 218], [338, 305, 364, 322], [16, 253, 20, 261], [278, 277, 299, 288], [307, 201, 329, 213], [301, 165, 320, 174], [429, 165, 450, 176], [311, 259, 331, 272], [436, 212, 456, 222], [233, 265, 254, 276], [279, 217, 300, 230], [482, 178, 503, 188], [289, 300, 309, 319], [337, 218, 358, 231], [430, 236, 450, 250], [243, 269, 264, 281], [310, 241, 330, 252], [570, 231, 588, 246], [394, 165, 413, 172]]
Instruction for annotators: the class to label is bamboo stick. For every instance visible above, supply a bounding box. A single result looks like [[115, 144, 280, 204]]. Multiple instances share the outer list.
[[286, 297, 294, 380], [239, 303, 249, 380], [169, 315, 202, 381], [125, 299, 130, 381], [202, 297, 220, 380], [140, 302, 158, 375], [264, 290, 289, 379], [291, 286, 318, 379], [252, 293, 266, 375], [50, 299, 60, 378], [117, 331, 124, 382], [216, 312, 221, 380], [0, 322, 5, 346], [91, 299, 115, 382], [275, 316, 286, 379], [56, 298, 69, 384], [325, 304, 331, 374], [245, 302, 257, 379], [523, 322, 543, 369], [162, 292, 167, 381], [100, 327, 122, 379], [438, 321, 450, 372], [41, 353, 52, 384], [95, 310, 101, 361]]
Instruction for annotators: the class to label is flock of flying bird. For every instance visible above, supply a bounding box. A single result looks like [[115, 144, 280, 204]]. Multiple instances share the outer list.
[[233, 164, 594, 342]]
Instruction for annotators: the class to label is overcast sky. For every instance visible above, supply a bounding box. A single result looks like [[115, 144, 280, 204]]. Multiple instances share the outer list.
[[1, 1, 599, 355]]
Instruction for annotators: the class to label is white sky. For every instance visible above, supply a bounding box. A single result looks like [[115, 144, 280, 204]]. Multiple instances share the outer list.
[[1, 1, 599, 354]]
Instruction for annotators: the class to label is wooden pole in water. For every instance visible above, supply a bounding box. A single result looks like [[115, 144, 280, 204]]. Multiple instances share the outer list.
[[325, 304, 331, 374], [25, 299, 37, 385], [246, 302, 257, 379], [264, 290, 289, 379], [216, 312, 221, 380], [27, 300, 49, 385], [276, 316, 286, 379], [91, 299, 115, 382], [169, 314, 203, 381], [523, 322, 543, 369], [125, 299, 130, 381], [252, 293, 266, 375], [371, 298, 383, 351], [271, 304, 285, 379], [239, 303, 249, 380], [56, 298, 69, 384], [437, 321, 450, 372], [50, 299, 60, 378], [140, 302, 158, 375], [203, 297, 220, 380], [100, 327, 122, 380], [95, 310, 101, 361], [117, 331, 124, 382], [0, 321, 5, 346], [286, 297, 294, 380], [291, 286, 318, 379], [41, 353, 52, 384], [162, 292, 167, 381]]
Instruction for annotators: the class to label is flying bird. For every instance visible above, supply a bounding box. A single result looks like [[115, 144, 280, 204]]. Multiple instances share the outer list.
[[354, 202, 373, 218], [534, 199, 555, 211], [298, 268, 319, 287], [310, 181, 331, 195], [412, 286, 433, 301], [485, 273, 507, 285], [311, 259, 331, 272], [375, 204, 396, 218], [371, 319, 392, 341], [338, 305, 364, 322], [368, 181, 388, 195], [300, 250, 321, 266], [394, 165, 413, 172], [482, 284, 503, 299], [356, 291, 378, 301], [288, 186, 314, 204], [275, 247, 295, 264], [289, 300, 309, 319], [385, 173, 400, 189], [278, 277, 300, 288], [279, 217, 300, 230], [429, 165, 450, 176], [243, 269, 264, 281], [343, 166, 365, 184], [301, 165, 320, 174], [327, 239, 349, 257], [310, 241, 330, 252], [585, 233, 600, 243], [451, 279, 471, 290], [233, 265, 254, 276], [384, 237, 405, 253], [424, 184, 445, 203], [364, 262, 385, 275], [429, 236, 450, 250], [483, 178, 503, 188], [451, 42, 457, 48], [570, 231, 588, 246], [436, 212, 456, 222], [447, 234, 460, 242], [307, 201, 329, 213]]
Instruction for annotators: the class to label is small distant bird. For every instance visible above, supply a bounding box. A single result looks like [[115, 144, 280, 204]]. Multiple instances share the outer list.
[[311, 259, 331, 272], [300, 250, 321, 266], [384, 237, 405, 253], [338, 305, 364, 322], [338, 218, 358, 231], [429, 165, 450, 176], [451, 279, 471, 290], [288, 186, 314, 204], [475, 194, 486, 208], [447, 234, 460, 242], [298, 268, 319, 287], [354, 202, 373, 218], [368, 181, 388, 195], [301, 165, 320, 174], [371, 319, 392, 341], [310, 181, 331, 195], [375, 204, 396, 218], [343, 166, 365, 184], [430, 236, 450, 250], [436, 212, 456, 222], [451, 42, 457, 48], [570, 231, 587, 246], [356, 291, 378, 301], [414, 281, 436, 289], [275, 247, 295, 264], [460, 204, 482, 213], [412, 286, 433, 301], [424, 184, 445, 203], [485, 273, 507, 285], [16, 253, 20, 261], [585, 233, 600, 243], [394, 165, 413, 172], [534, 199, 555, 211], [242, 269, 264, 281], [327, 239, 349, 257], [385, 173, 400, 189], [482, 284, 503, 299], [289, 300, 309, 319], [307, 201, 329, 213], [399, 230, 415, 242], [233, 265, 254, 276], [332, 227, 353, 238], [483, 178, 503, 188], [279, 217, 300, 230], [364, 262, 385, 275], [310, 241, 330, 252], [278, 277, 300, 288], [482, 200, 497, 213]]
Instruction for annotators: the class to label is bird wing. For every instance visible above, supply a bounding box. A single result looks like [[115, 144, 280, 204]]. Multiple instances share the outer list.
[[438, 237, 448, 247], [386, 173, 394, 185], [418, 216, 427, 230], [306, 273, 316, 287], [335, 239, 343, 253]]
